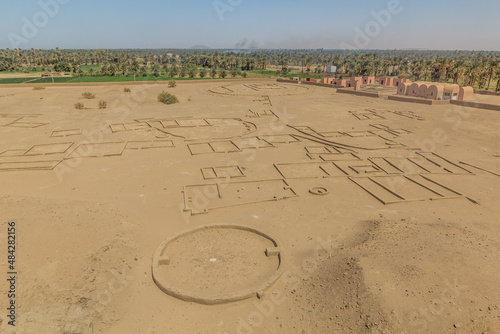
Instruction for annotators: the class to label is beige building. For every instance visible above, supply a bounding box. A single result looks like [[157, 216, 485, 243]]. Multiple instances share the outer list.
[[362, 76, 375, 84], [397, 81, 473, 101], [379, 77, 394, 86], [443, 84, 460, 100], [397, 82, 410, 95], [393, 78, 410, 87], [346, 80, 361, 90], [406, 82, 423, 97], [426, 84, 445, 100], [418, 83, 431, 98], [332, 79, 347, 86], [458, 86, 474, 101]]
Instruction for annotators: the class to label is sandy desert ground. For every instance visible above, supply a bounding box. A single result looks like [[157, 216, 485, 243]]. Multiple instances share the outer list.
[[0, 79, 499, 334]]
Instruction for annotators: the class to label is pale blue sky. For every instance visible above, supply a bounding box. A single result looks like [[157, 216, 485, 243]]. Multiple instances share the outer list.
[[0, 0, 499, 50]]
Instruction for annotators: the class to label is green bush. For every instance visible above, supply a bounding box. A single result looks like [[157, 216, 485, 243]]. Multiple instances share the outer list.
[[124, 87, 131, 92], [98, 100, 107, 109], [82, 92, 96, 99], [74, 102, 84, 109], [32, 86, 45, 90], [157, 91, 179, 105], [168, 79, 177, 88]]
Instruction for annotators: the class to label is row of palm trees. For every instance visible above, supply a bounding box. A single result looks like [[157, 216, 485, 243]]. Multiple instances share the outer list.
[[94, 62, 247, 79], [1, 48, 500, 90]]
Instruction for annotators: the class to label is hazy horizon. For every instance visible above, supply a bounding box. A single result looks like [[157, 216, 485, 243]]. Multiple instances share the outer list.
[[3, 48, 500, 53], [1, 0, 499, 51]]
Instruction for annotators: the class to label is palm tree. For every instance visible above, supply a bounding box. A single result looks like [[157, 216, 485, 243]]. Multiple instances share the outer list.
[[281, 56, 289, 72], [494, 68, 500, 92], [465, 61, 480, 87], [230, 68, 240, 77], [321, 57, 329, 73], [305, 57, 313, 73], [299, 55, 306, 73], [381, 58, 391, 76], [433, 57, 450, 82], [411, 60, 425, 81], [373, 59, 381, 77], [451, 59, 465, 84], [179, 66, 188, 78], [486, 59, 499, 91], [218, 68, 227, 78], [169, 65, 179, 77], [261, 58, 268, 71], [199, 68, 207, 78], [424, 60, 433, 81], [131, 59, 139, 78], [188, 66, 198, 78], [210, 67, 217, 78]]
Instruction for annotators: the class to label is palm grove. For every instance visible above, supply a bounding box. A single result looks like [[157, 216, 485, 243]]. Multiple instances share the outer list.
[[1, 48, 500, 91]]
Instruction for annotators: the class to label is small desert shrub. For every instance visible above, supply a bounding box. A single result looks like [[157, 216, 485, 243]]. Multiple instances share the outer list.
[[168, 79, 177, 88], [82, 92, 96, 99], [32, 86, 45, 90], [98, 100, 107, 109], [124, 88, 131, 92], [74, 102, 84, 109], [157, 91, 179, 105]]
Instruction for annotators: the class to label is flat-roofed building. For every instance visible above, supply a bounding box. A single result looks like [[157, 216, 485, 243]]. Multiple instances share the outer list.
[[362, 76, 375, 84]]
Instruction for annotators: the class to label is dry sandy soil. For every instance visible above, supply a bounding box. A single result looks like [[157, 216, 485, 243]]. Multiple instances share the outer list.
[[0, 73, 41, 79], [0, 79, 499, 334]]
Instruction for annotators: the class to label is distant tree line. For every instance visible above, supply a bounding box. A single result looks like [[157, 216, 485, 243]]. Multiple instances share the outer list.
[[1, 48, 500, 90]]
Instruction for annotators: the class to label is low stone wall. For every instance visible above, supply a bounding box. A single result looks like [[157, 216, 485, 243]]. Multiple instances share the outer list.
[[277, 79, 337, 89], [450, 100, 500, 111], [388, 95, 450, 105], [474, 89, 500, 96], [276, 79, 299, 84], [301, 80, 319, 86], [313, 82, 338, 88], [337, 89, 380, 98]]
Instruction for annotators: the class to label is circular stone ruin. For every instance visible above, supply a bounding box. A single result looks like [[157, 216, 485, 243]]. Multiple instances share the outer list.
[[309, 187, 329, 196], [152, 225, 284, 305]]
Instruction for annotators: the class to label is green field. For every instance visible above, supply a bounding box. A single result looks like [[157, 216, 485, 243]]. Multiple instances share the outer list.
[[0, 77, 37, 84], [79, 64, 101, 71], [285, 73, 323, 79], [30, 77, 75, 83], [3, 72, 493, 90], [0, 67, 46, 74], [0, 65, 326, 84], [0, 75, 241, 84]]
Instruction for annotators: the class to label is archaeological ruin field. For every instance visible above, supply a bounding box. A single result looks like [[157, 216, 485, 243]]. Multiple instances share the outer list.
[[1, 80, 499, 333]]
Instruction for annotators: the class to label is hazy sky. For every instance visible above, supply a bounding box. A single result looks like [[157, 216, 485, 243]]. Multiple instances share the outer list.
[[1, 0, 499, 50]]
